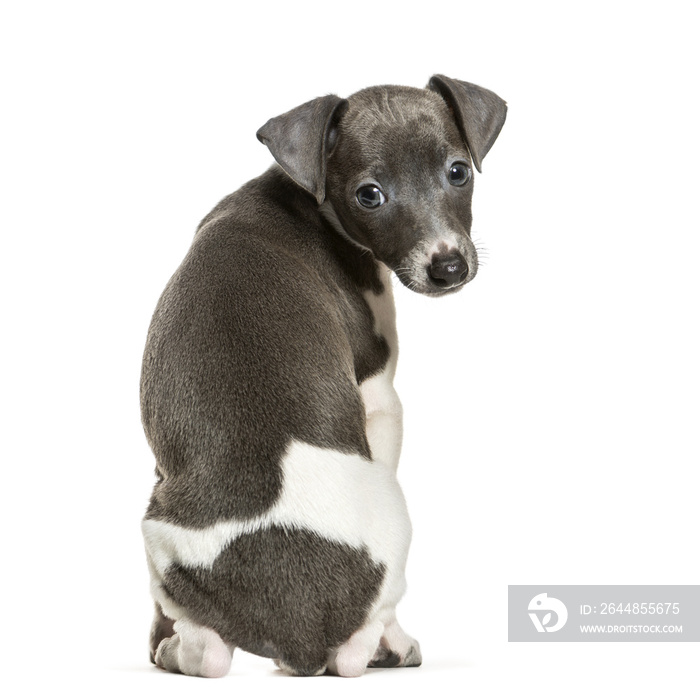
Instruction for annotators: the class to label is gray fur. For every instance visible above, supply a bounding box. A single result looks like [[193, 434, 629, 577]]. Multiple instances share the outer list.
[[428, 74, 508, 173], [256, 95, 349, 204], [162, 527, 385, 676], [321, 83, 504, 294], [141, 168, 389, 527], [141, 75, 506, 675]]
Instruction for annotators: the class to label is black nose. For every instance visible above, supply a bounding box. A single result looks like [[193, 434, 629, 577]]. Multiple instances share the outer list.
[[429, 251, 469, 287]]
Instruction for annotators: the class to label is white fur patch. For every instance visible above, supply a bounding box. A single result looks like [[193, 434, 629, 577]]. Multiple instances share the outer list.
[[428, 236, 460, 256], [360, 263, 403, 469], [143, 441, 411, 571], [328, 619, 385, 677]]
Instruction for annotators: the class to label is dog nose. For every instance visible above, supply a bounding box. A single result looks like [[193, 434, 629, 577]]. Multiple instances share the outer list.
[[429, 251, 468, 287]]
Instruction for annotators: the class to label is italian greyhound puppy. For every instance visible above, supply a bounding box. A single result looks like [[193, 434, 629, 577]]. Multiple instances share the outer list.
[[141, 74, 507, 677]]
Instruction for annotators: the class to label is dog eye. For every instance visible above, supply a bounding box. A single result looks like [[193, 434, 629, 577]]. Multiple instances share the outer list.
[[356, 185, 386, 209], [448, 162, 472, 186]]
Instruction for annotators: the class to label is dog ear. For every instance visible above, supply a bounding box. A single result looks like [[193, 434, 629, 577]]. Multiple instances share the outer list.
[[257, 95, 349, 205], [427, 75, 507, 173]]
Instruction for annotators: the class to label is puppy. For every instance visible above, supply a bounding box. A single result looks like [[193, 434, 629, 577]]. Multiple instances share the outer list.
[[141, 74, 506, 677]]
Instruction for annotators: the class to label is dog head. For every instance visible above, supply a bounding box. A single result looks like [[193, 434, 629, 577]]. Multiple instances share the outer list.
[[257, 75, 506, 295]]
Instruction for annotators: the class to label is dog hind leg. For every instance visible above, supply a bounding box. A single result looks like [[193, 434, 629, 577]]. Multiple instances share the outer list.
[[154, 618, 235, 678], [369, 617, 422, 668], [326, 618, 384, 677], [149, 602, 175, 664]]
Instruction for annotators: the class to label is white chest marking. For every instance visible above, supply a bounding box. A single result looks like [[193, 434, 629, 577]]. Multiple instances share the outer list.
[[359, 263, 403, 470]]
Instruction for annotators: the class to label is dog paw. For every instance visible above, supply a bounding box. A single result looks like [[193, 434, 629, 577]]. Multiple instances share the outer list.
[[274, 658, 327, 676]]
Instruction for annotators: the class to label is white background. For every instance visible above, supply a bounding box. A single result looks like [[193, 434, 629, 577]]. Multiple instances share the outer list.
[[2, 1, 698, 698]]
